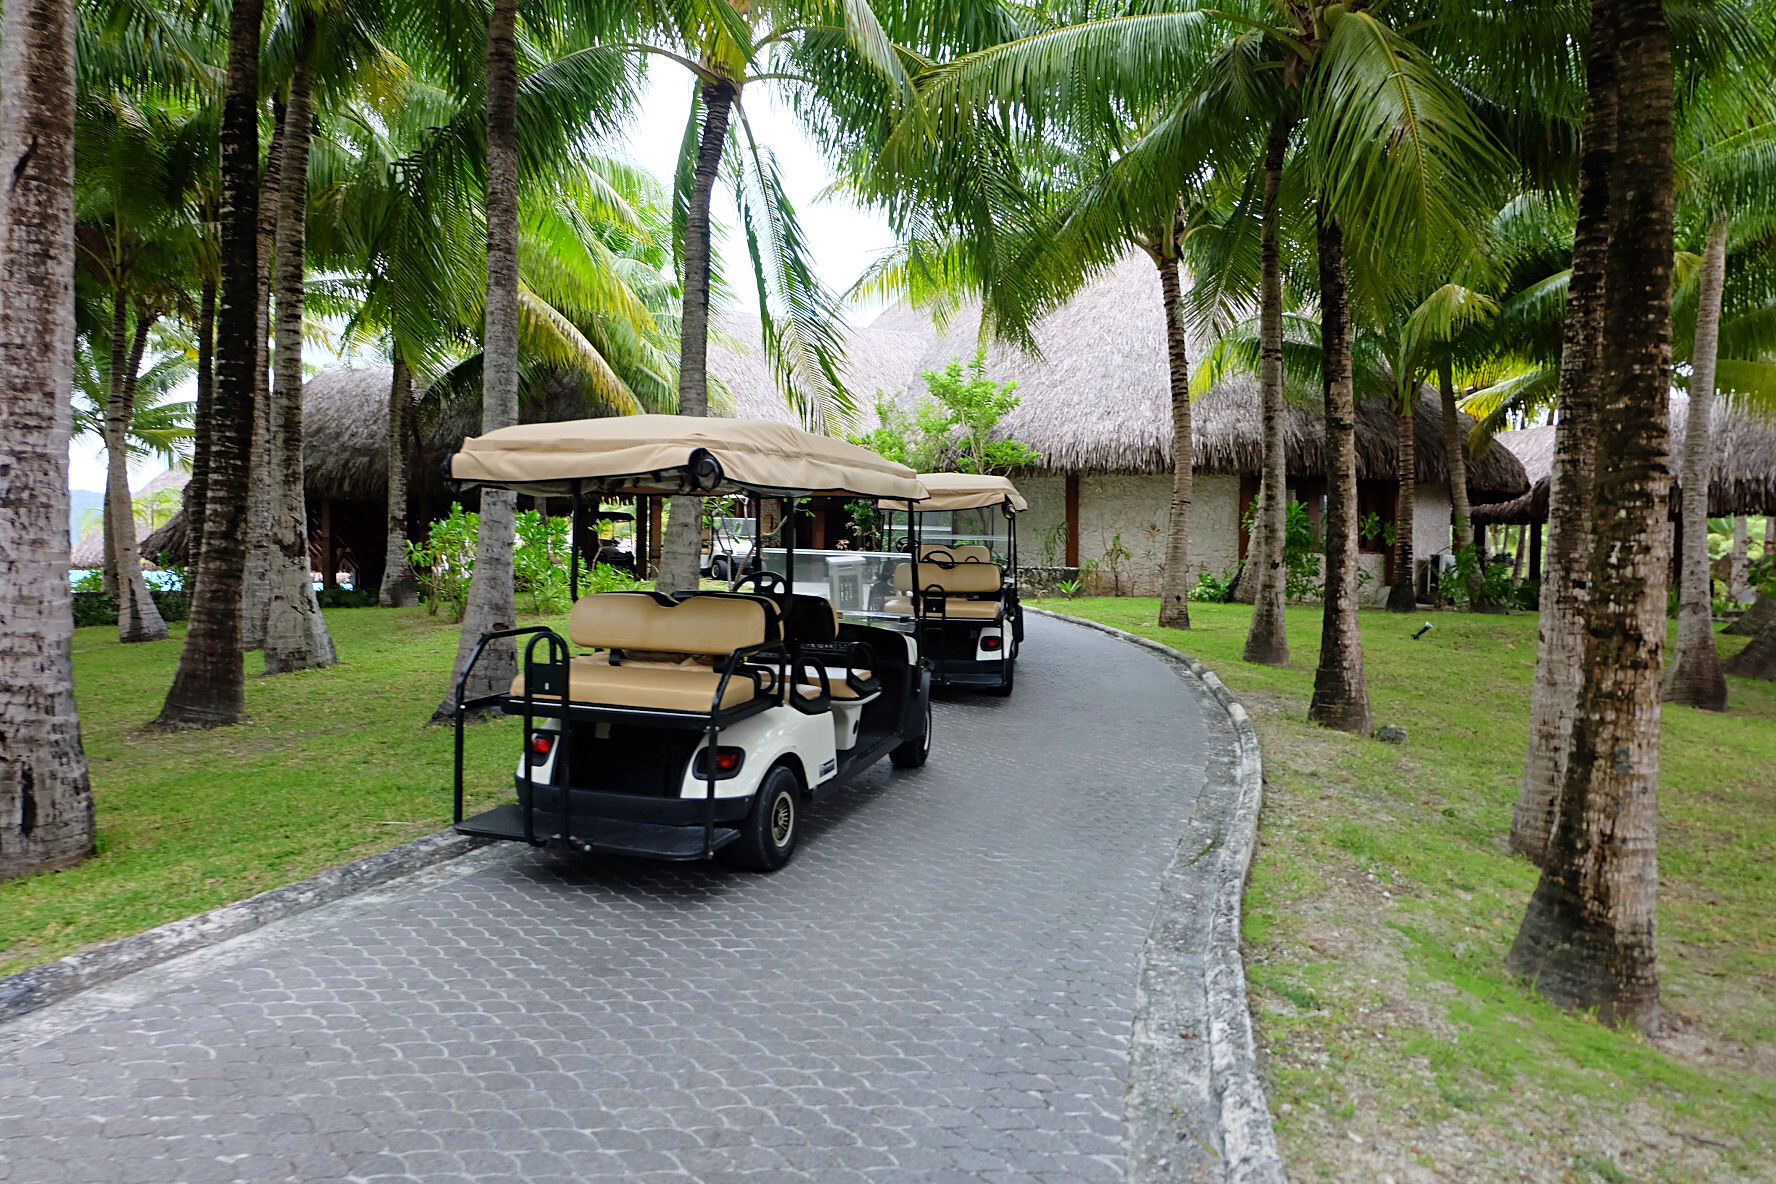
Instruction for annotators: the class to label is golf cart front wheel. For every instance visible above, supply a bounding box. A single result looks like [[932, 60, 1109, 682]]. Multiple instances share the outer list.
[[890, 699, 932, 768], [722, 764, 801, 871]]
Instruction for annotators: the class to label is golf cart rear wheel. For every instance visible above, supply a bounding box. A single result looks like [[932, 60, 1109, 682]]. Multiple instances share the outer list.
[[722, 764, 800, 871], [889, 699, 932, 768], [985, 657, 1015, 697]]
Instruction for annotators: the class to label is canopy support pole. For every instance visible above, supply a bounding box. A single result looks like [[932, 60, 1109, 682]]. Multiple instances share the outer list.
[[569, 480, 583, 601]]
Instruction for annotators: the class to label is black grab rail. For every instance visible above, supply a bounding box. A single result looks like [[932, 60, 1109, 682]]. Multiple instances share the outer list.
[[453, 626, 554, 831]]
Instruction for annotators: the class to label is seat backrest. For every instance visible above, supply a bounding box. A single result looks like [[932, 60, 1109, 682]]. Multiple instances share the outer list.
[[776, 593, 840, 643], [569, 591, 776, 656], [919, 544, 994, 565], [891, 561, 1003, 596]]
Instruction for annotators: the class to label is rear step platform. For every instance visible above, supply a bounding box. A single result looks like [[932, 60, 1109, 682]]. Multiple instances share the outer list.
[[456, 803, 740, 860]]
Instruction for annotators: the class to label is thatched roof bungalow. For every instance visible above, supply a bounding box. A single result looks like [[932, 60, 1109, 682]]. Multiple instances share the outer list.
[[1474, 395, 1776, 527], [868, 252, 1528, 597]]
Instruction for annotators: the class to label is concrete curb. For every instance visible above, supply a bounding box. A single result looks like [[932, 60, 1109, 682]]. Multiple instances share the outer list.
[[1029, 608, 1285, 1184], [0, 828, 491, 1027]]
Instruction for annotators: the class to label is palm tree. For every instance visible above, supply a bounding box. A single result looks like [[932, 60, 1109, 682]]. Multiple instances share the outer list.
[[439, 0, 524, 719], [636, 0, 912, 593], [1507, 0, 1676, 1030], [261, 12, 337, 675], [0, 0, 97, 878], [1663, 217, 1731, 709], [1663, 101, 1776, 707], [156, 0, 265, 729]]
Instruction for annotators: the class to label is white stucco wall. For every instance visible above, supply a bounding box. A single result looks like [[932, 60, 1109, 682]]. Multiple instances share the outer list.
[[1414, 482, 1454, 561]]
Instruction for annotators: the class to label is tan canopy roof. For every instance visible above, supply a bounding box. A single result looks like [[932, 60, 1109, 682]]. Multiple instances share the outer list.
[[448, 414, 927, 501], [881, 472, 1028, 513]]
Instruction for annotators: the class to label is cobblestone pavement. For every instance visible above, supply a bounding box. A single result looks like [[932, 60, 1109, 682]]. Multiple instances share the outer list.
[[0, 614, 1210, 1184]]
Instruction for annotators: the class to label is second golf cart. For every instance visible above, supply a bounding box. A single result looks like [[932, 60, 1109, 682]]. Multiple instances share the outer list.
[[882, 472, 1027, 696], [444, 415, 934, 871]]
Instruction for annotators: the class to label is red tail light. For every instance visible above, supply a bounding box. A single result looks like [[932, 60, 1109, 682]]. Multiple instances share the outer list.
[[694, 746, 746, 779], [981, 635, 1003, 651], [529, 734, 553, 756]]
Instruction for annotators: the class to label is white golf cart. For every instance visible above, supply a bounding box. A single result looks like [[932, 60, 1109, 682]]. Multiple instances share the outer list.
[[444, 416, 934, 871], [881, 473, 1027, 696]]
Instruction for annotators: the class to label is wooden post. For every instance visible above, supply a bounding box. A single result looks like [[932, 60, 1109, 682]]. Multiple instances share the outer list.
[[320, 500, 337, 589], [1065, 473, 1080, 567], [1529, 519, 1543, 583], [649, 497, 663, 574]]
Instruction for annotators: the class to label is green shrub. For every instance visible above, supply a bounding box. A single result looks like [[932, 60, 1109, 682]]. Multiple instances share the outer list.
[[408, 505, 645, 621], [317, 588, 378, 609], [1190, 569, 1239, 603]]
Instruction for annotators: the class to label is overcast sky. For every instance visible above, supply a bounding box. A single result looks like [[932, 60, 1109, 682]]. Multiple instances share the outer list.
[[70, 68, 897, 494]]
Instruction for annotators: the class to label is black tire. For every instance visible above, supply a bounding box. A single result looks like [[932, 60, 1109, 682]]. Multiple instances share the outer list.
[[889, 697, 932, 768], [722, 764, 801, 871], [708, 557, 729, 581], [985, 656, 1015, 697]]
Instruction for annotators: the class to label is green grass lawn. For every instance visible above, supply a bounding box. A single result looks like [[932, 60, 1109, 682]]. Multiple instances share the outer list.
[[1035, 599, 1775, 1183], [0, 606, 561, 977]]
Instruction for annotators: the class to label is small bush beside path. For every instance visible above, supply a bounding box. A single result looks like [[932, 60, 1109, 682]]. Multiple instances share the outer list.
[[1037, 598, 1775, 1184]]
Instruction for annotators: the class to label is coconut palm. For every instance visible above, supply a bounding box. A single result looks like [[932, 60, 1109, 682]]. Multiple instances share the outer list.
[[1663, 105, 1776, 708], [0, 0, 96, 879], [1507, 0, 1678, 1030], [156, 0, 265, 729], [73, 87, 213, 642], [634, 0, 920, 593]]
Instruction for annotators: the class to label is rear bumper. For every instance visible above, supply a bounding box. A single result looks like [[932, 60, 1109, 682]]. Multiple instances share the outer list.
[[931, 657, 1009, 686], [456, 802, 743, 860], [513, 782, 754, 826]]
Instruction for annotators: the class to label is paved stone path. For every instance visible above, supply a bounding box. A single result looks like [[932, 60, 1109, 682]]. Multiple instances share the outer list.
[[0, 615, 1210, 1184]]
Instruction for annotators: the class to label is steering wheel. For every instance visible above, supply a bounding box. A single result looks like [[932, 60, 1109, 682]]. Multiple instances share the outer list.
[[732, 570, 787, 595], [922, 547, 960, 569]]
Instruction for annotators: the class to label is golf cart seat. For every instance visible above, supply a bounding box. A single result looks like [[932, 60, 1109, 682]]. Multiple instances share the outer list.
[[508, 591, 779, 714], [919, 544, 994, 564], [889, 560, 1006, 621]]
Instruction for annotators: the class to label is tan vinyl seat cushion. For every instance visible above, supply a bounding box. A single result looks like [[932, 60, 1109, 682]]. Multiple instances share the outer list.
[[511, 657, 755, 712], [509, 591, 773, 711], [882, 595, 1004, 621], [918, 544, 994, 564], [569, 590, 772, 654], [890, 561, 1003, 595]]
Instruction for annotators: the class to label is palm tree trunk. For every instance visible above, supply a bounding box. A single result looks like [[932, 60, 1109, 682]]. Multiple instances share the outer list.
[[1723, 599, 1776, 678], [241, 99, 287, 653], [1511, 0, 1617, 864], [435, 0, 522, 720], [1244, 114, 1293, 666], [1663, 218, 1729, 710], [1512, 525, 1527, 581], [156, 0, 264, 729], [1508, 0, 1673, 1031], [1439, 361, 1487, 610], [184, 277, 217, 597], [1728, 515, 1748, 601], [263, 48, 336, 675], [379, 353, 420, 607], [657, 80, 739, 595], [1724, 590, 1773, 639], [0, 0, 96, 879], [1154, 231, 1194, 630], [1307, 208, 1372, 735], [1387, 397, 1417, 612], [104, 298, 169, 642]]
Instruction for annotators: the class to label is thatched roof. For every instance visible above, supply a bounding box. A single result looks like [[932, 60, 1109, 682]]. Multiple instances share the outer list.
[[70, 466, 189, 568], [1472, 395, 1776, 525], [878, 252, 1526, 492]]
